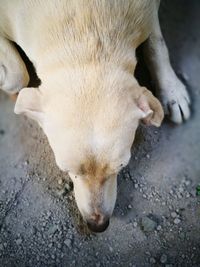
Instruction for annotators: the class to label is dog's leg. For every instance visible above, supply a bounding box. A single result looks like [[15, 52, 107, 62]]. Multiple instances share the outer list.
[[0, 37, 29, 94], [143, 3, 190, 124]]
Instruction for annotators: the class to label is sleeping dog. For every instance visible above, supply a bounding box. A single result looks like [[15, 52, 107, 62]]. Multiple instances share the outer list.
[[0, 0, 190, 232]]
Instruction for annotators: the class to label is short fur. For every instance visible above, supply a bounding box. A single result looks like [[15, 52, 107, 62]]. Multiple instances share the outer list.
[[0, 0, 190, 231]]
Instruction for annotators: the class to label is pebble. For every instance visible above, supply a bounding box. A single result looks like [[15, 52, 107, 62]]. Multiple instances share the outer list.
[[64, 238, 72, 248], [134, 184, 139, 189], [58, 178, 63, 185], [57, 188, 67, 197], [57, 243, 62, 249], [185, 180, 191, 186], [141, 216, 157, 232], [109, 246, 113, 252], [174, 218, 181, 225], [133, 222, 138, 227], [65, 182, 73, 192], [15, 238, 23, 246], [160, 254, 167, 264], [179, 187, 184, 193], [149, 257, 156, 264], [171, 212, 178, 218], [157, 225, 162, 231], [128, 204, 132, 209], [47, 225, 58, 235]]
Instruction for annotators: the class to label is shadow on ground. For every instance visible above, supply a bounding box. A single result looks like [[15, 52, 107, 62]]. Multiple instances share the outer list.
[[0, 1, 200, 266]]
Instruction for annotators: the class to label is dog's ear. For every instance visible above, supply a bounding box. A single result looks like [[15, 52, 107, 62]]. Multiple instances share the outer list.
[[14, 87, 44, 124], [136, 87, 164, 127]]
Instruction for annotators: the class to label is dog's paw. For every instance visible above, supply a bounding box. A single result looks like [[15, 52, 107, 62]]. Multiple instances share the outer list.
[[0, 64, 29, 94], [157, 74, 191, 124]]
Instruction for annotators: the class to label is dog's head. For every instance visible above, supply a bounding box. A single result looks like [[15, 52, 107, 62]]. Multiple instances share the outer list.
[[14, 67, 163, 232]]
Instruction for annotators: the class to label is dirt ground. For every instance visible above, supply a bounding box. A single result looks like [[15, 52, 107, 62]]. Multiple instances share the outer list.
[[0, 1, 200, 266]]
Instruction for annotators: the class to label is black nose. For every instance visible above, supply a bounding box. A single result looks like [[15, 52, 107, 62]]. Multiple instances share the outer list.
[[87, 219, 110, 233]]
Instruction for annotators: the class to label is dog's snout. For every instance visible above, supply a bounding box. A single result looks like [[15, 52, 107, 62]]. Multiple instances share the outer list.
[[86, 213, 110, 232]]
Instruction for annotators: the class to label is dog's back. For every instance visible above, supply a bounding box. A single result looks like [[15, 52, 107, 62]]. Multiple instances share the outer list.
[[0, 0, 155, 57]]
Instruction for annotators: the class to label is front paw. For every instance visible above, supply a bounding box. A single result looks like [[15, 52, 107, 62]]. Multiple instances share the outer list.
[[157, 75, 191, 124]]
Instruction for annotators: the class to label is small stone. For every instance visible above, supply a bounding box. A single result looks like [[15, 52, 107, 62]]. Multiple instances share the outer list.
[[64, 238, 72, 248], [46, 211, 51, 218], [48, 243, 53, 248], [149, 257, 156, 264], [109, 246, 113, 252], [58, 178, 63, 185], [146, 154, 150, 159], [184, 179, 191, 186], [157, 225, 162, 231], [146, 251, 151, 256], [57, 243, 62, 249], [134, 184, 139, 189], [160, 254, 167, 264], [15, 238, 23, 245], [141, 216, 157, 232], [65, 182, 73, 192], [47, 225, 58, 235], [133, 222, 138, 227], [185, 192, 190, 198], [124, 172, 130, 179], [179, 187, 184, 193], [31, 226, 37, 235], [171, 212, 178, 218], [128, 204, 132, 209], [174, 218, 181, 225], [57, 188, 67, 197]]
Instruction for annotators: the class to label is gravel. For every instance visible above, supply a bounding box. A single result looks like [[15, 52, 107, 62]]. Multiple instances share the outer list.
[[174, 218, 181, 225], [0, 1, 200, 266]]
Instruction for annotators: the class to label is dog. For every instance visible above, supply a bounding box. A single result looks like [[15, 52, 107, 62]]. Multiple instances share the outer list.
[[0, 0, 190, 232]]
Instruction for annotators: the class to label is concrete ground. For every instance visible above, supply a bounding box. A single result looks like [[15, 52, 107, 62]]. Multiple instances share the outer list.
[[0, 0, 200, 266]]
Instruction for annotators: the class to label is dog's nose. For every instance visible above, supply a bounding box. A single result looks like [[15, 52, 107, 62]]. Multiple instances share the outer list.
[[86, 213, 110, 232]]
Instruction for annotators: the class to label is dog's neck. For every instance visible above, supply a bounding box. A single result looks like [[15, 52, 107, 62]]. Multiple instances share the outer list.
[[34, 40, 138, 84]]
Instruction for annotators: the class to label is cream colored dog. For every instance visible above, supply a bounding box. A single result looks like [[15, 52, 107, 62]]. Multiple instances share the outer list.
[[0, 0, 190, 232]]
